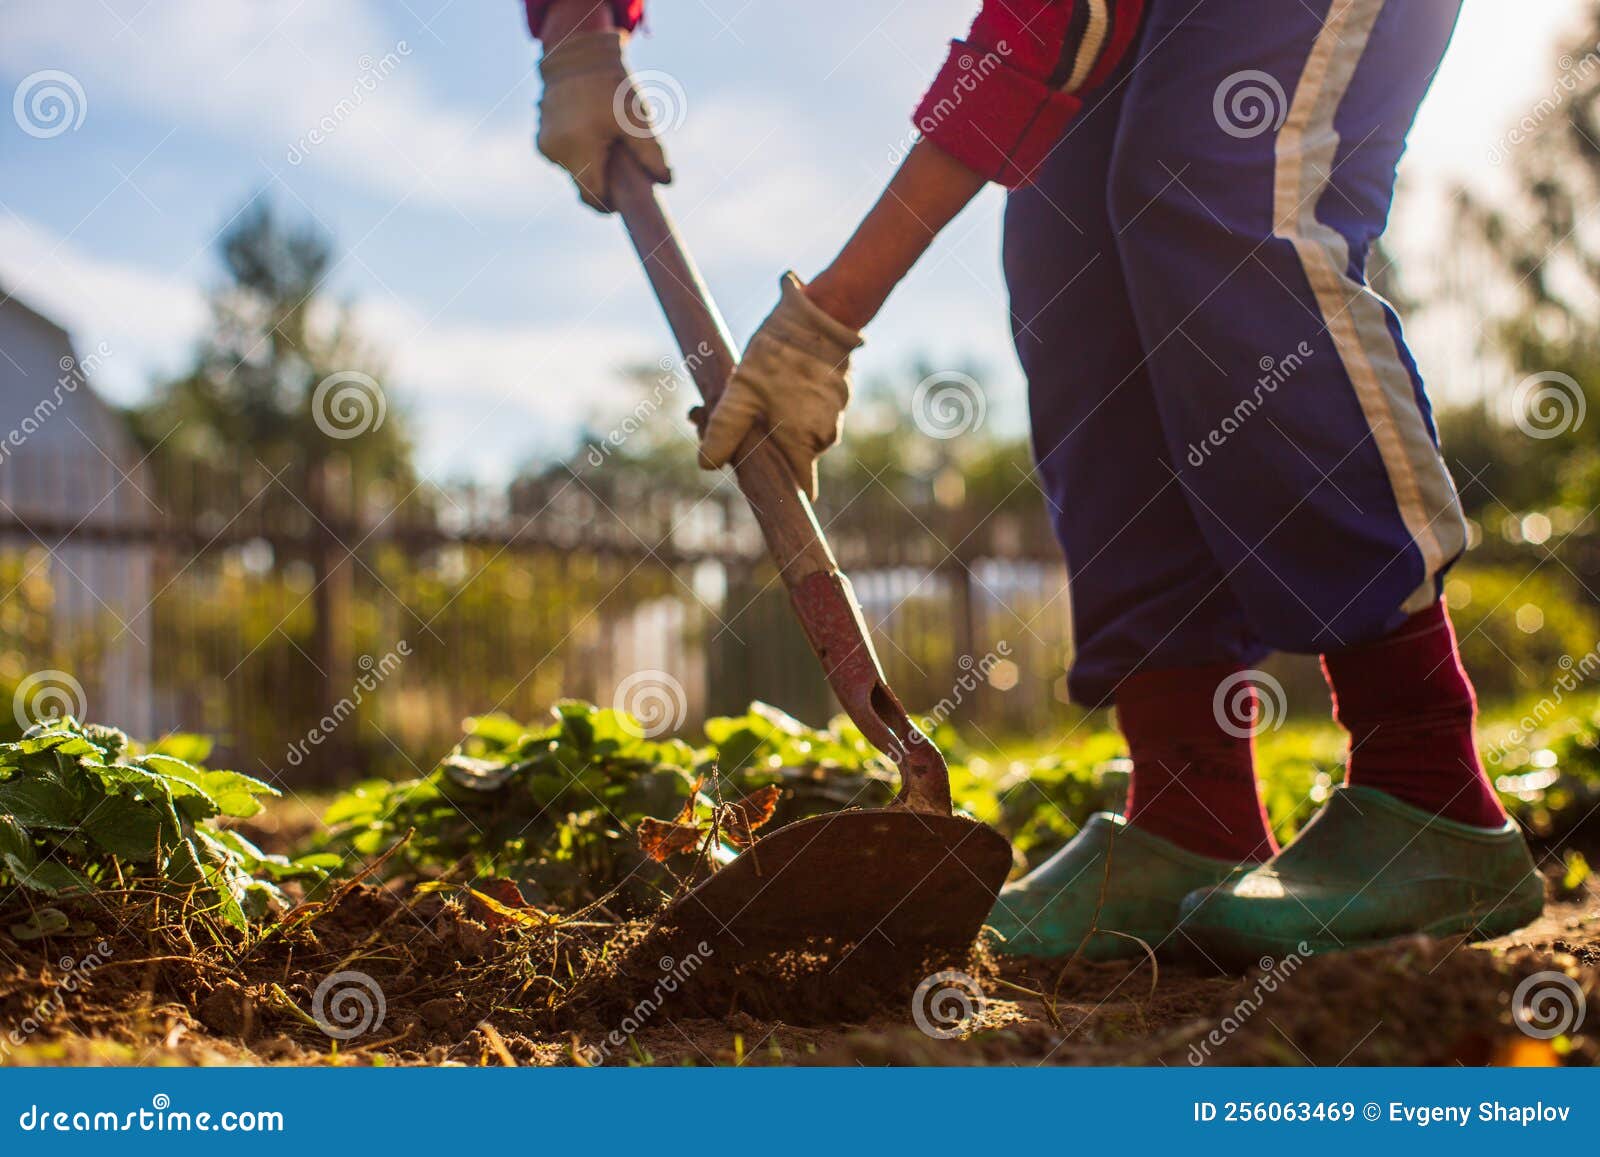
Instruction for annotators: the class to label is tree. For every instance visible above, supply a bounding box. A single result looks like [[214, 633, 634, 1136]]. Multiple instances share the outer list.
[[131, 200, 424, 772], [132, 199, 416, 517], [1456, 2, 1600, 517]]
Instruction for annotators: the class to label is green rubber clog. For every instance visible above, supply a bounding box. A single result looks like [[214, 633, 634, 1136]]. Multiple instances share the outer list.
[[1178, 785, 1545, 969], [988, 813, 1249, 960]]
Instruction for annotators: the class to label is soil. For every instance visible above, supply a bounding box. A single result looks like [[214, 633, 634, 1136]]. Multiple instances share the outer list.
[[2, 859, 1595, 1067]]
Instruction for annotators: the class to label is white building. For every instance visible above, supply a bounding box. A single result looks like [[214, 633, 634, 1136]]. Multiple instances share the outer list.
[[0, 286, 155, 735]]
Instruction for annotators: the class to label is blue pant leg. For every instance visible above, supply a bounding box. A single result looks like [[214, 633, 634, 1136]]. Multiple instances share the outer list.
[[1108, 0, 1467, 654], [1004, 53, 1266, 708]]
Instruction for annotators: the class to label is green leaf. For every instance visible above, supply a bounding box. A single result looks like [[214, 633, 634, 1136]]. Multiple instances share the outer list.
[[9, 907, 71, 940], [320, 780, 391, 826], [0, 814, 32, 863], [144, 733, 214, 764], [151, 760, 277, 818], [2, 853, 92, 895], [1562, 850, 1591, 892], [0, 774, 82, 829], [460, 713, 527, 750], [81, 793, 170, 862], [12, 730, 102, 760]]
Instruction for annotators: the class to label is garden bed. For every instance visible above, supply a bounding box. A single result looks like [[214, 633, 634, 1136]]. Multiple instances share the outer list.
[[2, 700, 1597, 1066]]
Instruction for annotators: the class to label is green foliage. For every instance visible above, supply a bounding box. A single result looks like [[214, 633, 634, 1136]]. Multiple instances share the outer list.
[[1481, 688, 1600, 840], [313, 688, 1600, 904], [0, 717, 328, 930], [1443, 565, 1600, 701], [315, 700, 911, 908]]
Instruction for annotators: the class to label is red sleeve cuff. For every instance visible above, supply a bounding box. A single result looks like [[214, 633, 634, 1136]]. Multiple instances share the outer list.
[[524, 1, 644, 38], [912, 39, 1083, 187]]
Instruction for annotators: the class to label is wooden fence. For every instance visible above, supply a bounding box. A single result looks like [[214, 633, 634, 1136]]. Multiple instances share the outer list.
[[0, 450, 1074, 784]]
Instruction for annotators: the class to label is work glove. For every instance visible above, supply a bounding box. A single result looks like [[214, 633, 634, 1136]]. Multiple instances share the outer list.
[[537, 30, 671, 212], [698, 273, 864, 501]]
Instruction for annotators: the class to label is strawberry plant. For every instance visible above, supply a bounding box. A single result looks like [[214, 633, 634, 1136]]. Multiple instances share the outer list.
[[314, 700, 920, 907], [0, 717, 332, 929]]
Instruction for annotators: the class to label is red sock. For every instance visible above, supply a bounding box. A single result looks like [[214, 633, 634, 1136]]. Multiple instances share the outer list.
[[1321, 598, 1506, 829], [1115, 663, 1278, 863]]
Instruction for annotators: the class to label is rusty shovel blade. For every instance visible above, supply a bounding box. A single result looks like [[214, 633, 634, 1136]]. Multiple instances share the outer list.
[[660, 808, 1013, 953]]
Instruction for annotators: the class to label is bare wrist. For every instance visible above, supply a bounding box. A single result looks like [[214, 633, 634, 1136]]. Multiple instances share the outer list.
[[803, 270, 880, 332]]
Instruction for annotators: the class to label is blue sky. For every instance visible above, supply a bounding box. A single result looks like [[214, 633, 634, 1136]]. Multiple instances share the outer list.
[[0, 0, 1586, 483]]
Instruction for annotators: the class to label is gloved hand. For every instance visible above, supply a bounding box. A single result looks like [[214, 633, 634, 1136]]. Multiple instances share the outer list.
[[698, 273, 864, 501], [536, 30, 671, 212]]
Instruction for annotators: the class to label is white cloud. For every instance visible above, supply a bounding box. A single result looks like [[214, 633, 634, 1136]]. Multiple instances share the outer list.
[[0, 0, 556, 217], [0, 215, 207, 403], [0, 215, 666, 461]]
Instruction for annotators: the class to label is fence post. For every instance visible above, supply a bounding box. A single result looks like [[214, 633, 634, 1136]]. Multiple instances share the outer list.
[[308, 456, 355, 782]]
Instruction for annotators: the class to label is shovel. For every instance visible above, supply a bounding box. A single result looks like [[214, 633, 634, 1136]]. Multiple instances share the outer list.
[[605, 151, 1012, 954]]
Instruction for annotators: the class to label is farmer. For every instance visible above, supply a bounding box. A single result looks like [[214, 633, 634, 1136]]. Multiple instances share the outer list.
[[525, 0, 1545, 965]]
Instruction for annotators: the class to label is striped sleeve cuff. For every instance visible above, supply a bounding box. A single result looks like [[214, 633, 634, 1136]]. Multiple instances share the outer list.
[[912, 40, 1084, 187]]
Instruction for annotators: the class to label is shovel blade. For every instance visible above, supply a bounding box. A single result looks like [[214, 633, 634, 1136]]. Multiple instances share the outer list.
[[662, 809, 1012, 953]]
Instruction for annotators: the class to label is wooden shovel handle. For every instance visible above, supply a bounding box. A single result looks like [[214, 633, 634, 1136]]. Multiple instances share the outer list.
[[607, 154, 838, 583], [606, 152, 952, 815]]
